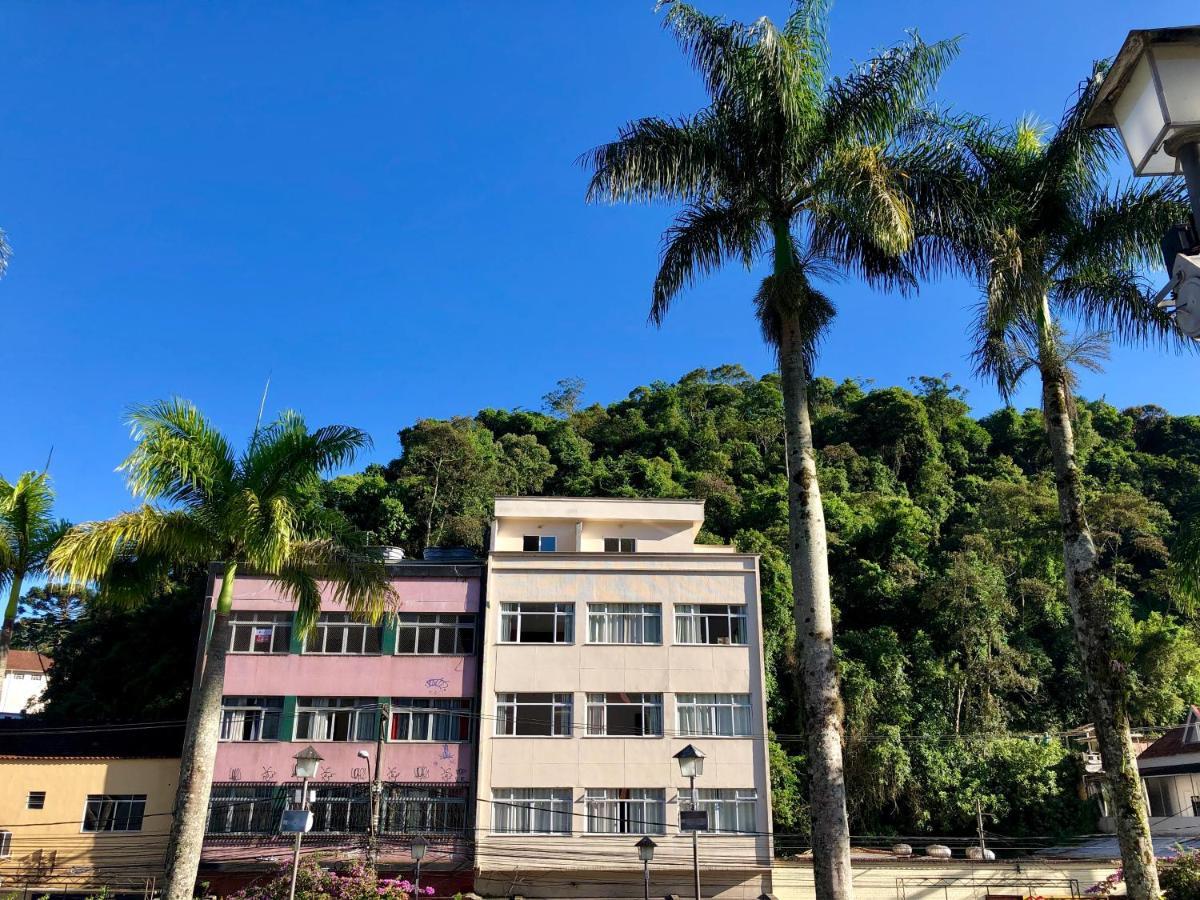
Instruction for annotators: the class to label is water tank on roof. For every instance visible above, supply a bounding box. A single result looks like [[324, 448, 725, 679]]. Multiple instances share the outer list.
[[422, 547, 476, 561], [892, 844, 913, 857], [373, 546, 405, 563], [926, 844, 953, 859]]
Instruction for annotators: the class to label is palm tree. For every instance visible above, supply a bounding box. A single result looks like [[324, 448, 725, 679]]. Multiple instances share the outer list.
[[50, 399, 394, 900], [948, 81, 1189, 900], [582, 3, 962, 896], [0, 471, 68, 680]]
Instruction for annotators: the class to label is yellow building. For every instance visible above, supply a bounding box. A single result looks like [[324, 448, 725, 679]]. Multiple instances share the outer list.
[[0, 724, 182, 899]]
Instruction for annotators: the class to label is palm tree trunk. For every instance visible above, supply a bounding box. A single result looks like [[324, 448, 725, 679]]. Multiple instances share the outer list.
[[1036, 309, 1159, 900], [0, 575, 22, 683], [162, 562, 237, 900], [779, 308, 855, 900]]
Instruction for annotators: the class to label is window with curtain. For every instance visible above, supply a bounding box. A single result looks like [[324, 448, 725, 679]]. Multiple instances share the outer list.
[[491, 788, 572, 834], [219, 696, 283, 742], [294, 697, 379, 742], [585, 788, 666, 834], [587, 603, 661, 644], [675, 693, 752, 737], [585, 693, 663, 736], [674, 604, 748, 645], [496, 693, 573, 736], [678, 788, 757, 833], [389, 698, 473, 741], [395, 613, 475, 654], [229, 611, 292, 653], [499, 602, 574, 643], [303, 613, 382, 654]]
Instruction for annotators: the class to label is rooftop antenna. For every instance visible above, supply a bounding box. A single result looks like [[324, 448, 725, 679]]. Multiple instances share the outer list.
[[250, 374, 272, 451], [41, 445, 54, 476]]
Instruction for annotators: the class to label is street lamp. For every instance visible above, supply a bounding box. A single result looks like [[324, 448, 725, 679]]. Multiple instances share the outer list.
[[411, 836, 428, 895], [287, 746, 323, 900], [636, 836, 657, 900], [674, 744, 706, 900], [1087, 26, 1200, 337]]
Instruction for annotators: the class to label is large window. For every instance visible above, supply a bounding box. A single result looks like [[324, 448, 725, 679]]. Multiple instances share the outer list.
[[303, 613, 381, 655], [229, 611, 292, 654], [499, 602, 574, 644], [676, 693, 752, 737], [390, 698, 473, 742], [496, 693, 573, 736], [588, 603, 661, 644], [492, 788, 572, 834], [585, 788, 666, 834], [679, 788, 757, 833], [219, 696, 283, 742], [294, 697, 380, 742], [522, 535, 557, 552], [381, 784, 469, 834], [675, 604, 748, 645], [82, 794, 146, 832], [396, 613, 475, 655], [604, 537, 636, 553], [586, 693, 663, 737], [206, 784, 282, 835], [1145, 776, 1179, 818], [309, 784, 370, 833]]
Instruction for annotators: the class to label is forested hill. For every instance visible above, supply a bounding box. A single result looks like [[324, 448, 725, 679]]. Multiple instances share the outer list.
[[324, 364, 1200, 843]]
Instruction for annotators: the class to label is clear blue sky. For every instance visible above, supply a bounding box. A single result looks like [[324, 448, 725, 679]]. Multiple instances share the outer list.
[[2, 1, 1193, 525]]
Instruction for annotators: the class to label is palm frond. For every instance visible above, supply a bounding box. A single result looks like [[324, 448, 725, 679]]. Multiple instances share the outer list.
[[280, 539, 396, 630], [241, 412, 372, 503], [967, 299, 1026, 403], [1058, 178, 1188, 275], [753, 261, 836, 365], [0, 471, 62, 577], [659, 1, 754, 110], [1054, 265, 1192, 351], [121, 398, 236, 507]]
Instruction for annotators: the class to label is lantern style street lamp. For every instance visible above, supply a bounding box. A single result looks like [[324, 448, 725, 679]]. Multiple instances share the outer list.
[[287, 746, 324, 900], [1087, 26, 1200, 339], [674, 744, 706, 900], [636, 836, 657, 900], [411, 836, 429, 895]]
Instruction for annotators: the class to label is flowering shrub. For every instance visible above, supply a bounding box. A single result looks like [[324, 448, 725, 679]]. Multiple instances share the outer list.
[[1084, 867, 1124, 897], [227, 859, 434, 900], [1161, 849, 1200, 900]]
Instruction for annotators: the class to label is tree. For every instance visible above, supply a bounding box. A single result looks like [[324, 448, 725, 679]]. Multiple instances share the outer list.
[[582, 4, 961, 896], [948, 79, 1191, 900], [0, 471, 68, 682], [48, 399, 394, 900], [542, 377, 586, 418], [11, 582, 92, 656]]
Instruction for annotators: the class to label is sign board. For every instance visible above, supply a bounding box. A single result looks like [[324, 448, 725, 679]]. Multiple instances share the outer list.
[[280, 809, 314, 834], [680, 810, 708, 832]]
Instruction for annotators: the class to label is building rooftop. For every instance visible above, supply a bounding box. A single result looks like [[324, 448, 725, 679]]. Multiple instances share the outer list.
[[1138, 705, 1200, 761], [493, 495, 705, 523], [0, 720, 185, 759], [4, 649, 52, 673]]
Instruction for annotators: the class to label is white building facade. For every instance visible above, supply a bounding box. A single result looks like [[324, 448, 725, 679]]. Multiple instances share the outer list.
[[473, 497, 774, 899], [0, 650, 51, 717]]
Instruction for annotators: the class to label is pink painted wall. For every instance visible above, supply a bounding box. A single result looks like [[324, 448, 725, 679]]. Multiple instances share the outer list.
[[220, 574, 480, 613], [213, 741, 472, 786], [223, 654, 476, 697]]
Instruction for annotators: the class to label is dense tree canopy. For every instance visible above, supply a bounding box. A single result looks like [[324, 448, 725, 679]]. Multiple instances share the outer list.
[[325, 365, 1200, 843]]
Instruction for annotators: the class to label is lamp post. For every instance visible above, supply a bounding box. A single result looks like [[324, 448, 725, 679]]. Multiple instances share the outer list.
[[1087, 26, 1200, 337], [411, 836, 428, 895], [674, 744, 706, 900], [636, 836, 657, 900], [288, 746, 323, 900]]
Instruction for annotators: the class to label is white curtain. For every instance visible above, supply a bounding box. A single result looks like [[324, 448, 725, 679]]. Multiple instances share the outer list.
[[492, 789, 571, 833]]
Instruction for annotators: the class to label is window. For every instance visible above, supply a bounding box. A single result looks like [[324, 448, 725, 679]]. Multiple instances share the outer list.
[[492, 788, 571, 834], [381, 784, 469, 833], [294, 698, 380, 742], [1192, 795, 1200, 817], [522, 535, 557, 552], [395, 613, 475, 655], [0, 829, 9, 858], [83, 794, 146, 832], [588, 603, 661, 644], [309, 784, 370, 833], [500, 602, 574, 644], [219, 697, 283, 742], [27, 791, 45, 810], [676, 693, 752, 737], [13, 673, 24, 680], [679, 788, 757, 833], [675, 604, 748, 645], [496, 693, 573, 736], [586, 693, 663, 737], [303, 613, 381, 655], [604, 537, 636, 553], [229, 611, 292, 654], [586, 788, 665, 834], [1145, 776, 1179, 818], [390, 698, 473, 742], [206, 784, 282, 835]]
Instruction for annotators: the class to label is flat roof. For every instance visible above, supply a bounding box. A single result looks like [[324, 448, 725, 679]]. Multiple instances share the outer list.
[[494, 496, 705, 523]]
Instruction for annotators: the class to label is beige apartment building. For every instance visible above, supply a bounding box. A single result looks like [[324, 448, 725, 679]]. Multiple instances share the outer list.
[[473, 497, 774, 899]]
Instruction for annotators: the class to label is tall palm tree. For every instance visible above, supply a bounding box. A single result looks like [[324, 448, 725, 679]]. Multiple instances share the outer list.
[[0, 471, 68, 680], [50, 399, 395, 900], [583, 3, 962, 897], [948, 81, 1189, 900]]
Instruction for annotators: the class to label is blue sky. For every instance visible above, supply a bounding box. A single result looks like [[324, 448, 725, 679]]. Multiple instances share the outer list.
[[1, 1, 1193, 525]]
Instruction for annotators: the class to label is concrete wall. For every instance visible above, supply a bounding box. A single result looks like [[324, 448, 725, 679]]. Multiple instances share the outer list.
[[0, 668, 48, 716]]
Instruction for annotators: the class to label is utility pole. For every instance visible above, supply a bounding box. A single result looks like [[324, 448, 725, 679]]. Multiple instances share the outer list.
[[366, 703, 388, 869]]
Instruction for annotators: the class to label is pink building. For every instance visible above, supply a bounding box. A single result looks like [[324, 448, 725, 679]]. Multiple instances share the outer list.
[[198, 554, 482, 894]]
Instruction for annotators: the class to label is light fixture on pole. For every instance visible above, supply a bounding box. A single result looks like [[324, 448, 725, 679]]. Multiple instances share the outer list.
[[674, 744, 706, 900], [636, 836, 657, 900], [1086, 26, 1200, 338], [411, 835, 428, 895], [286, 746, 323, 900]]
